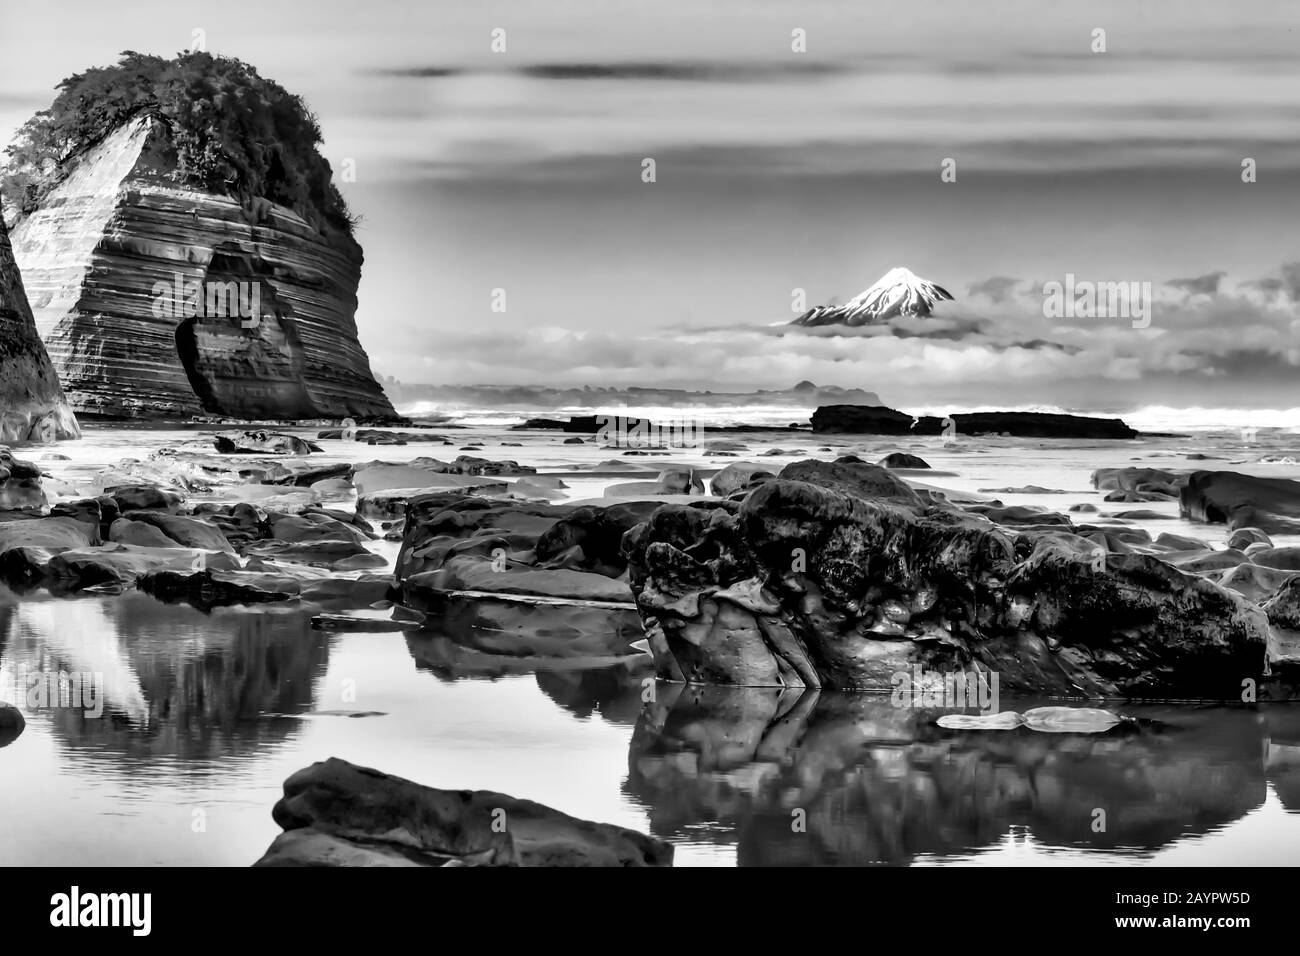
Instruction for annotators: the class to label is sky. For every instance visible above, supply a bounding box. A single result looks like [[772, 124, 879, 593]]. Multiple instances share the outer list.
[[2, 0, 1299, 413]]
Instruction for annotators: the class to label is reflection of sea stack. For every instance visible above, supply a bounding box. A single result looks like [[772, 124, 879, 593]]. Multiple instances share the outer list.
[[4, 52, 395, 421], [792, 266, 955, 327], [0, 199, 80, 442]]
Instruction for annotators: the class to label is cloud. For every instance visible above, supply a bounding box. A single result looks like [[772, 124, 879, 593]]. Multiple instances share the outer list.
[[1165, 271, 1227, 296], [967, 276, 1023, 303], [402, 261, 1300, 412]]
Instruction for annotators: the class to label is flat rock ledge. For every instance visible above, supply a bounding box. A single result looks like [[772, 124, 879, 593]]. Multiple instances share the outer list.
[[253, 758, 673, 867]]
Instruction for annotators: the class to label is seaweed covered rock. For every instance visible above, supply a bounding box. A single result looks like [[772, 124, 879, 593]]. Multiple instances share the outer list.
[[624, 468, 1273, 699]]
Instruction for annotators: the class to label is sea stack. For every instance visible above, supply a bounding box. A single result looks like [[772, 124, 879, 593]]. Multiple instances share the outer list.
[[5, 53, 396, 422], [0, 199, 80, 442]]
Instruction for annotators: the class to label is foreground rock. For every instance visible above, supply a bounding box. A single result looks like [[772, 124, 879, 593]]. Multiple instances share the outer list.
[[395, 493, 650, 659], [0, 447, 49, 511], [254, 757, 672, 866], [214, 431, 317, 456], [812, 405, 1138, 439], [624, 459, 1272, 698], [0, 198, 80, 442]]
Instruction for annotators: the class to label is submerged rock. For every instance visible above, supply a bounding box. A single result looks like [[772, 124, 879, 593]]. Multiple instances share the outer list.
[[878, 452, 932, 469], [254, 757, 673, 866]]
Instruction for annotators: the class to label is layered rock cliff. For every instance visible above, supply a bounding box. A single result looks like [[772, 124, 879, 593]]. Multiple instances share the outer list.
[[0, 201, 80, 442], [9, 117, 395, 421]]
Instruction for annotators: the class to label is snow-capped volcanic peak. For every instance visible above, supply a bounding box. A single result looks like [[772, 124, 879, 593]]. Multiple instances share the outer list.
[[792, 267, 955, 327], [844, 267, 954, 318]]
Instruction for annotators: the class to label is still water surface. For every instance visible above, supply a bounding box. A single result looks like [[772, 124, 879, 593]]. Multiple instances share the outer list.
[[2, 589, 1298, 867]]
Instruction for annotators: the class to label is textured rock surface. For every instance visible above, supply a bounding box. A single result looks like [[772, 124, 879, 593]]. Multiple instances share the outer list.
[[0, 200, 79, 441], [623, 460, 1274, 698], [1180, 470, 1300, 535], [9, 118, 394, 421]]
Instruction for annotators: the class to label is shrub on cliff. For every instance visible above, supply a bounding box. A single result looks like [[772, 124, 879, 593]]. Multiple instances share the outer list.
[[2, 51, 355, 234]]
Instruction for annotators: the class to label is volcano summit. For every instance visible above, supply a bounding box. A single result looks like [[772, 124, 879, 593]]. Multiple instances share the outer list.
[[792, 267, 955, 327]]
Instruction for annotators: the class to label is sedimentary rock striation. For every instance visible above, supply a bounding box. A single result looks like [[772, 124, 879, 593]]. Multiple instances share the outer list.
[[9, 117, 395, 421], [0, 203, 79, 442]]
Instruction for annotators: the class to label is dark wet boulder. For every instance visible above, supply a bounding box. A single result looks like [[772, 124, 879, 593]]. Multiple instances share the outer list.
[[109, 485, 183, 513], [242, 538, 381, 569], [777, 458, 923, 509], [255, 757, 672, 866], [0, 515, 98, 552], [0, 447, 46, 511], [965, 504, 1071, 526], [624, 477, 1272, 699], [108, 517, 180, 548], [813, 405, 1137, 438], [1263, 578, 1300, 667], [140, 567, 302, 608], [47, 543, 239, 590], [395, 494, 575, 580], [401, 555, 642, 658], [1227, 527, 1272, 551], [533, 501, 660, 576], [1246, 546, 1300, 571], [878, 452, 931, 469], [1092, 467, 1185, 494], [709, 462, 776, 498], [1154, 531, 1209, 551], [1217, 563, 1296, 603], [1180, 471, 1300, 535], [214, 430, 317, 456]]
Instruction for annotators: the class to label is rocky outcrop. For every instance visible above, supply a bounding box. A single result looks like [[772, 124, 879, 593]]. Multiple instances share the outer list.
[[394, 493, 652, 659], [1180, 471, 1300, 535], [622, 459, 1274, 699], [9, 118, 394, 421], [254, 757, 673, 866], [812, 405, 1138, 439], [0, 202, 79, 442]]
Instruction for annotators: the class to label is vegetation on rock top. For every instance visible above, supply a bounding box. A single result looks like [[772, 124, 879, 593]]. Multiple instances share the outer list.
[[2, 51, 355, 234]]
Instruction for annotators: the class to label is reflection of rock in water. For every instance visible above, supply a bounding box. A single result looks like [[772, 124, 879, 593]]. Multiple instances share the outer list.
[[404, 630, 650, 726], [626, 684, 1276, 865], [535, 662, 649, 727], [1264, 708, 1300, 811], [0, 592, 329, 764]]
